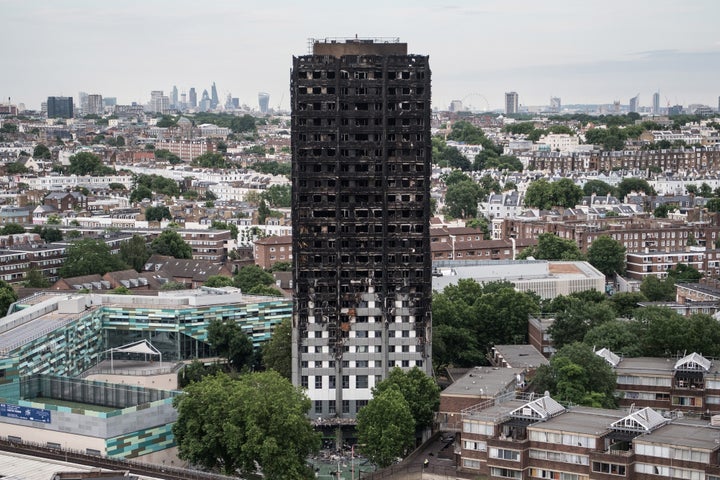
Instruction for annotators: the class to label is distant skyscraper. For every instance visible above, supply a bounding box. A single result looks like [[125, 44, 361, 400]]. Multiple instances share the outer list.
[[550, 96, 561, 113], [449, 100, 463, 112], [149, 90, 169, 114], [505, 91, 519, 115], [629, 94, 640, 113], [291, 37, 432, 422], [103, 97, 117, 107], [171, 86, 179, 109], [199, 89, 211, 111], [77, 92, 89, 115], [86, 94, 103, 115], [210, 82, 219, 109], [652, 92, 660, 115], [668, 104, 684, 116], [189, 88, 197, 108], [258, 92, 270, 113], [47, 96, 73, 118]]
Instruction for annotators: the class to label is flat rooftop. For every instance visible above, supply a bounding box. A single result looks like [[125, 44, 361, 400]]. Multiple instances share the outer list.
[[639, 420, 720, 450], [492, 344, 549, 368], [443, 366, 522, 398], [531, 407, 623, 436]]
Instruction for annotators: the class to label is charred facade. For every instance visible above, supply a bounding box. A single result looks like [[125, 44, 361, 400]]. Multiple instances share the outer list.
[[291, 38, 432, 420]]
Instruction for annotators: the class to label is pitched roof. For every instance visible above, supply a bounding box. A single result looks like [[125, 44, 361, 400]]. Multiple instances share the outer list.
[[611, 407, 667, 433], [674, 352, 712, 372], [595, 347, 621, 367], [509, 393, 565, 421]]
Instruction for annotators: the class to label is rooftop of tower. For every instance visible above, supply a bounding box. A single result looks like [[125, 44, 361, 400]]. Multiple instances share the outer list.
[[309, 36, 407, 56]]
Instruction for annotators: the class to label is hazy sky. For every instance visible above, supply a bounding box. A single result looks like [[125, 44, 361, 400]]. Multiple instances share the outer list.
[[3, 0, 719, 112]]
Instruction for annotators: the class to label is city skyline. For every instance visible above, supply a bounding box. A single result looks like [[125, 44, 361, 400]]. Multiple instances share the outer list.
[[2, 0, 720, 112]]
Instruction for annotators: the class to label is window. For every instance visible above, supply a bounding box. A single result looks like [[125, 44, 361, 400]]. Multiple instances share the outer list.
[[489, 448, 520, 461], [315, 376, 322, 389], [314, 401, 322, 414], [490, 467, 521, 479], [592, 462, 626, 475], [342, 400, 350, 414], [301, 376, 308, 388], [329, 376, 336, 389], [462, 458, 481, 469], [464, 440, 487, 452], [356, 375, 368, 388], [342, 375, 350, 389]]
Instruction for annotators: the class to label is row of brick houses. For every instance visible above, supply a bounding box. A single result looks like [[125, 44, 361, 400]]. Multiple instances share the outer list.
[[0, 228, 232, 285], [524, 146, 720, 173], [440, 347, 720, 479]]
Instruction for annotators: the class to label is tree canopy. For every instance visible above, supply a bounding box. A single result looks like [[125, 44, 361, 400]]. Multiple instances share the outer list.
[[233, 264, 275, 292], [518, 233, 585, 261], [616, 178, 656, 200], [67, 152, 114, 175], [0, 280, 18, 316], [59, 238, 128, 277], [532, 342, 617, 408], [372, 367, 439, 433], [262, 317, 292, 379], [587, 235, 626, 276], [524, 178, 583, 209], [207, 319, 254, 370], [582, 179, 615, 197], [118, 235, 150, 272], [191, 152, 230, 168], [150, 230, 192, 259], [356, 385, 415, 469], [173, 371, 320, 478], [432, 279, 539, 369]]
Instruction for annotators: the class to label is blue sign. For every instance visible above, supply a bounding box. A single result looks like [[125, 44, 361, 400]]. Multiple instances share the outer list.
[[0, 403, 51, 423]]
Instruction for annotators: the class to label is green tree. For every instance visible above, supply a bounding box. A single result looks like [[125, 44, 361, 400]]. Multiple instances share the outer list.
[[582, 179, 615, 197], [261, 184, 291, 208], [192, 152, 229, 168], [0, 280, 18, 315], [444, 180, 482, 218], [262, 318, 292, 379], [616, 178, 656, 200], [23, 267, 50, 288], [68, 152, 114, 175], [31, 226, 63, 243], [233, 264, 274, 292], [154, 149, 183, 164], [156, 115, 177, 128], [204, 275, 234, 287], [269, 261, 291, 272], [59, 239, 128, 277], [207, 319, 254, 370], [1, 223, 26, 235], [173, 371, 319, 478], [177, 360, 222, 388], [532, 342, 617, 408], [707, 198, 720, 213], [607, 291, 647, 318], [548, 298, 616, 349], [700, 182, 713, 198], [33, 144, 52, 159], [6, 162, 30, 174], [653, 204, 670, 218], [129, 185, 153, 203], [668, 263, 702, 283], [357, 386, 415, 469], [210, 220, 238, 240], [587, 235, 626, 276], [518, 233, 585, 261], [524, 178, 554, 209], [119, 235, 150, 272], [639, 275, 676, 301], [144, 205, 171, 221], [373, 367, 440, 433], [550, 178, 584, 208], [583, 320, 643, 357], [246, 284, 284, 296], [432, 280, 539, 369], [151, 230, 192, 259]]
